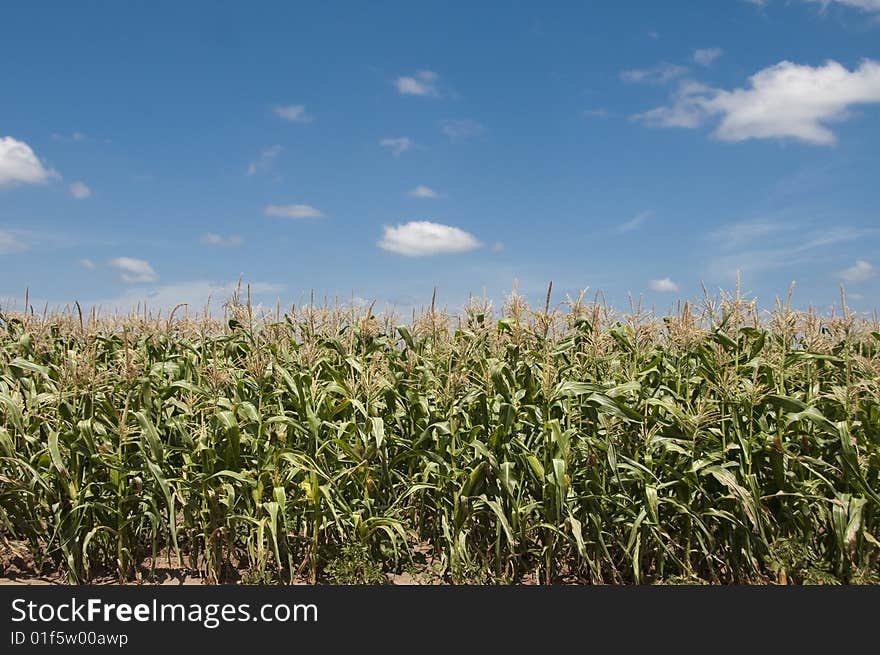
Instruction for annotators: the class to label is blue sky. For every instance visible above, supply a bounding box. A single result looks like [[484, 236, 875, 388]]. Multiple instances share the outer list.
[[1, 0, 879, 317]]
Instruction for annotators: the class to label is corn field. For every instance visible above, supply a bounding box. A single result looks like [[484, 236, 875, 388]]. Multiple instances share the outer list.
[[1, 285, 878, 584]]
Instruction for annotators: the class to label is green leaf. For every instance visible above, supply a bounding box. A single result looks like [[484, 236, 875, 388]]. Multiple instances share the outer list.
[[135, 411, 163, 464], [47, 430, 70, 482], [9, 357, 51, 378]]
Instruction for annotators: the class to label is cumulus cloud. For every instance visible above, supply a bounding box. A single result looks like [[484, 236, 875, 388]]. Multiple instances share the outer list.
[[0, 136, 58, 187], [408, 185, 440, 198], [69, 181, 91, 199], [0, 230, 28, 254], [109, 257, 158, 283], [247, 145, 282, 176], [273, 105, 313, 122], [264, 204, 324, 219], [693, 47, 723, 67], [620, 63, 689, 85], [394, 70, 439, 96], [379, 137, 413, 156], [440, 119, 485, 139], [632, 59, 880, 145], [378, 221, 482, 256], [78, 258, 96, 270], [649, 278, 680, 293], [837, 259, 876, 282], [201, 233, 243, 246]]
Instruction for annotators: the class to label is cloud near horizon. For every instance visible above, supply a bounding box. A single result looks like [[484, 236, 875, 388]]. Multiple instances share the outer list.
[[85, 280, 285, 315], [109, 257, 158, 283], [0, 230, 29, 254], [649, 277, 680, 293], [838, 259, 876, 283], [707, 225, 874, 281]]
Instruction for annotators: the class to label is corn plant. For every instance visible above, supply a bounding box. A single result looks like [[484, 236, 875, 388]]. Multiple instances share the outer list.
[[0, 286, 878, 584]]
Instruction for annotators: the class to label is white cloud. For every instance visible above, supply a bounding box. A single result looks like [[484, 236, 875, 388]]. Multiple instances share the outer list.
[[710, 59, 880, 144], [274, 105, 313, 122], [693, 47, 723, 67], [0, 136, 58, 187], [84, 280, 285, 315], [649, 278, 680, 293], [750, 1, 880, 13], [0, 228, 77, 254], [69, 181, 91, 199], [803, 0, 880, 12], [52, 132, 86, 142], [247, 144, 282, 176], [631, 80, 714, 128], [408, 185, 440, 198], [620, 63, 689, 85], [78, 258, 96, 270], [633, 59, 880, 145], [0, 230, 28, 254], [799, 228, 871, 250], [394, 70, 439, 96], [827, 0, 880, 9], [109, 257, 158, 283], [379, 137, 413, 156], [618, 210, 654, 233], [201, 233, 243, 246], [440, 119, 485, 139], [837, 259, 876, 282], [708, 220, 790, 247], [708, 226, 874, 279], [378, 221, 482, 256], [264, 203, 324, 219]]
